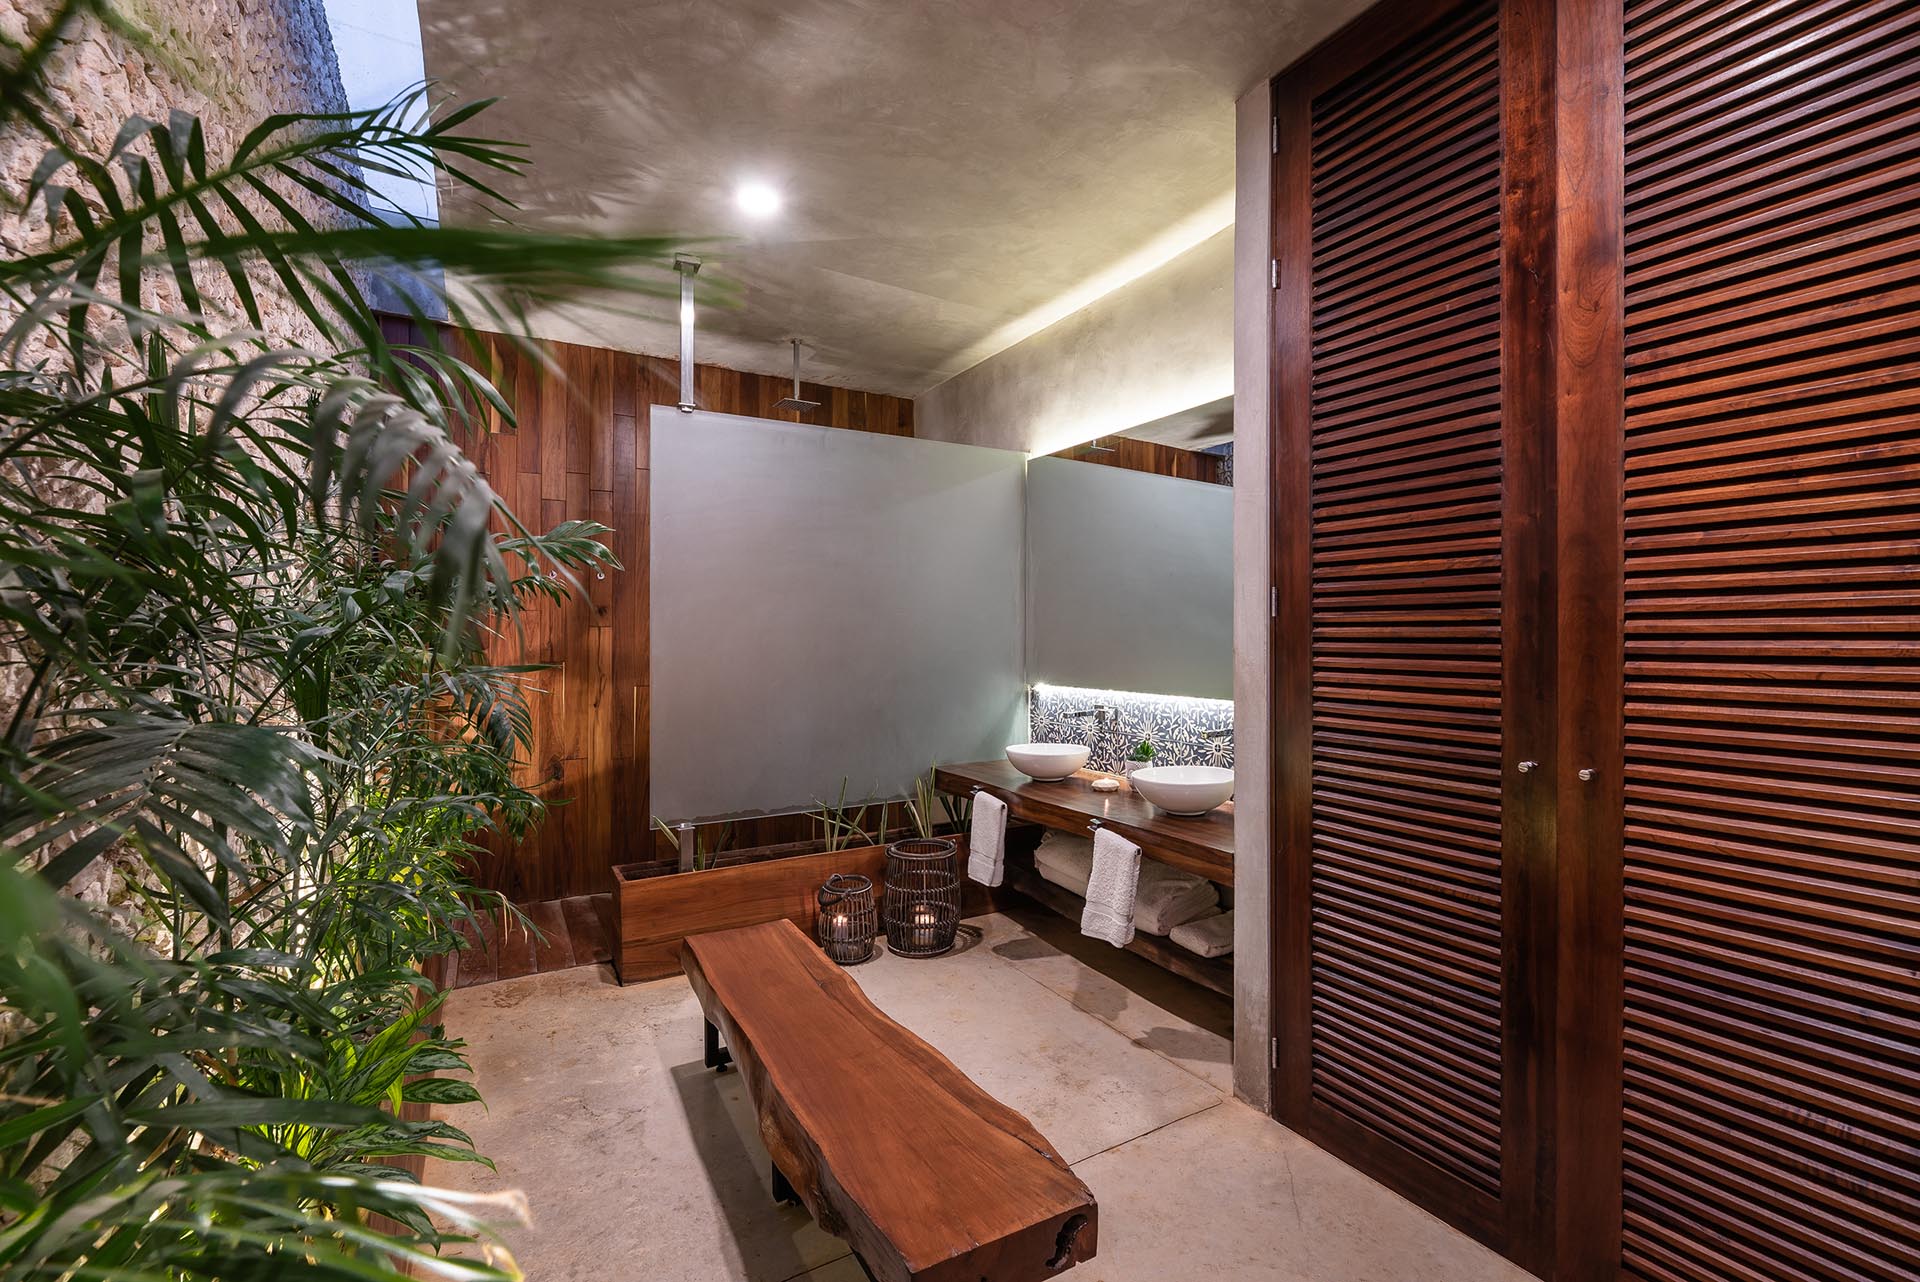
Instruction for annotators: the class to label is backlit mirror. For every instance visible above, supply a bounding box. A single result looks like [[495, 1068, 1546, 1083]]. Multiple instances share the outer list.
[[1024, 395, 1234, 706]]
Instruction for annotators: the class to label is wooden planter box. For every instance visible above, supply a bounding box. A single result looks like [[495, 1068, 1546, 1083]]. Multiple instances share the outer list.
[[612, 842, 885, 983], [612, 836, 979, 983]]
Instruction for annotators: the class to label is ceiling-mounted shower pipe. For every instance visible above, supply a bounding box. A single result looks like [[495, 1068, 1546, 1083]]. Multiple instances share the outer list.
[[674, 253, 701, 413], [774, 338, 821, 412]]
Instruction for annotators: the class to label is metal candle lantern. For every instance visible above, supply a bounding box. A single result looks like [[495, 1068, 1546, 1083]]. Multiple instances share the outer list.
[[883, 837, 960, 958], [815, 873, 877, 965]]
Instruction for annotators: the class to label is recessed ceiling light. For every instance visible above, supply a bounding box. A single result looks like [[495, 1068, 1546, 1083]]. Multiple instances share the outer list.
[[735, 180, 782, 218]]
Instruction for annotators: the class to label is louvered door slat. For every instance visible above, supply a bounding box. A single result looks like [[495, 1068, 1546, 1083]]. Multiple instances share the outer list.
[[1305, 0, 1508, 1204], [1621, 2, 1920, 1279]]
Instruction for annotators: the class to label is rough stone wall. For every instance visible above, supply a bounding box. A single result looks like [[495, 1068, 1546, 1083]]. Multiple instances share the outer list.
[[0, 0, 353, 914], [0, 0, 354, 349]]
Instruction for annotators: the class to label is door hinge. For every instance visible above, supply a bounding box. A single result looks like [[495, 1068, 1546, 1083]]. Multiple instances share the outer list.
[[1271, 116, 1279, 154], [1270, 258, 1279, 289], [1271, 1037, 1279, 1070], [1271, 585, 1278, 618]]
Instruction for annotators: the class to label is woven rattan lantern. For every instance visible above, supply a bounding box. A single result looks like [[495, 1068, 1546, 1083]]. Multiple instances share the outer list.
[[815, 873, 877, 965], [882, 837, 960, 957]]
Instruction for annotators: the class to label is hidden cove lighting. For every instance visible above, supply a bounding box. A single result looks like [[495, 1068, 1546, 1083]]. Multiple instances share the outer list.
[[734, 179, 783, 218]]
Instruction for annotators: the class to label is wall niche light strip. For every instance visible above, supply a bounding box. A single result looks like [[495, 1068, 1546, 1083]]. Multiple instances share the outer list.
[[1028, 683, 1234, 773]]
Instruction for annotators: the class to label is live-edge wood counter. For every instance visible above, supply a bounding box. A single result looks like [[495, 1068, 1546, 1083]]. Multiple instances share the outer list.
[[934, 760, 1233, 886]]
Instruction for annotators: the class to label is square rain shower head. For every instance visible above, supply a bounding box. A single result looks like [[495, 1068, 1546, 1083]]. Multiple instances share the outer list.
[[775, 338, 821, 412]]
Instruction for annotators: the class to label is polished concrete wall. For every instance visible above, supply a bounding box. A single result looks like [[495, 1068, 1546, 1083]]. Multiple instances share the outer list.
[[1231, 83, 1274, 1111], [915, 227, 1235, 456]]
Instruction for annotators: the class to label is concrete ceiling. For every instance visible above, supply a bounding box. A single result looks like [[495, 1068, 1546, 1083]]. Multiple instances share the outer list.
[[1126, 394, 1236, 451], [417, 0, 1366, 399]]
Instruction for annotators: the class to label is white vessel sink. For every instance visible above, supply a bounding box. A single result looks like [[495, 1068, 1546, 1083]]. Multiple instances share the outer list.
[[1005, 743, 1090, 781], [1129, 765, 1234, 816]]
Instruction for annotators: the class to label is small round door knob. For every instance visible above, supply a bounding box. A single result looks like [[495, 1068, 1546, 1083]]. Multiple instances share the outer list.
[[1578, 768, 1595, 782], [1517, 760, 1537, 773]]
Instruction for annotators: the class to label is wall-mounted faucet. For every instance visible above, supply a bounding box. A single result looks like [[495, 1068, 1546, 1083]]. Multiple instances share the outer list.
[[1202, 726, 1234, 740], [1066, 705, 1113, 719]]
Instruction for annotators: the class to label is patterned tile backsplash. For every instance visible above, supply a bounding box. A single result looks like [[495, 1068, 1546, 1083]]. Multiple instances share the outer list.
[[1028, 684, 1235, 772]]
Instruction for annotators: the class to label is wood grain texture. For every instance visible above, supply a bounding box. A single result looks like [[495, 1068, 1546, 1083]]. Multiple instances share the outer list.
[[934, 760, 1234, 885], [1305, 0, 1508, 1215], [1269, 0, 1584, 1266], [1551, 0, 1626, 1278], [376, 315, 913, 901], [612, 843, 893, 983], [1496, 0, 1559, 1269], [1047, 435, 1228, 484], [682, 920, 1098, 1282], [1618, 3, 1920, 1279]]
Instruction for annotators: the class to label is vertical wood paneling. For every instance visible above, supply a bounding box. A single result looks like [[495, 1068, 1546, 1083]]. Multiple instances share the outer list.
[[1551, 1, 1627, 1280], [1270, 63, 1319, 1134], [386, 318, 914, 901], [1497, 0, 1560, 1268], [1619, 2, 1920, 1279]]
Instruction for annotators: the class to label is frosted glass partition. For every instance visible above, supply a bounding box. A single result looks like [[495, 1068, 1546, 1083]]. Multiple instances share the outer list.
[[1025, 457, 1233, 699], [650, 408, 1027, 822]]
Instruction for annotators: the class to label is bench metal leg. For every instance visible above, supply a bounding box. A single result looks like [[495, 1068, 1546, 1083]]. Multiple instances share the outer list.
[[704, 1018, 732, 1071], [771, 1161, 798, 1206]]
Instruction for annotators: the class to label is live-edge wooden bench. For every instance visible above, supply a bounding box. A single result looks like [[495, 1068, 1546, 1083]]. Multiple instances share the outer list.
[[682, 920, 1098, 1282]]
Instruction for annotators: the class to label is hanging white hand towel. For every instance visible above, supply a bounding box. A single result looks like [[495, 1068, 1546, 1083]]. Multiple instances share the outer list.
[[1081, 827, 1142, 947], [966, 791, 1009, 887]]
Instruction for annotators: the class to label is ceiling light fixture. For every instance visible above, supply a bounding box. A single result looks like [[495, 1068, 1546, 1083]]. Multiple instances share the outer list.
[[735, 180, 783, 218]]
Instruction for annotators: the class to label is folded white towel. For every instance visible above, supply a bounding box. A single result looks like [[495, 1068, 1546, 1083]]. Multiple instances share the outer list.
[[1170, 909, 1234, 958], [1134, 874, 1220, 937], [1080, 827, 1141, 947], [967, 791, 1008, 887], [1036, 829, 1091, 860], [1035, 832, 1093, 892], [1036, 850, 1092, 898], [1036, 835, 1218, 935]]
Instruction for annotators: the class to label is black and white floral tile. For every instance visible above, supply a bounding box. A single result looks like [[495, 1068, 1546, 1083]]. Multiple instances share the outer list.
[[1203, 442, 1234, 487], [1028, 684, 1235, 772]]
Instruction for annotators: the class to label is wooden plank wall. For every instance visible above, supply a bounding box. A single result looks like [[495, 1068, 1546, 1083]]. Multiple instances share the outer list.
[[377, 316, 915, 902], [1049, 435, 1228, 484]]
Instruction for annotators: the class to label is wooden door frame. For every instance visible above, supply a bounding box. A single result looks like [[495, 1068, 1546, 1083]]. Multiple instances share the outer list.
[[1265, 0, 1627, 1274], [1547, 1, 1625, 1279]]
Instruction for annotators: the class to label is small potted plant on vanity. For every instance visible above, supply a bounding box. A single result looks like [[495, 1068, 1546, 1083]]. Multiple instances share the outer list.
[[1122, 740, 1155, 779]]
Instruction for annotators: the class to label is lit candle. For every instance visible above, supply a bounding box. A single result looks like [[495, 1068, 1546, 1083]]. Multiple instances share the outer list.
[[910, 903, 936, 950], [830, 911, 850, 941]]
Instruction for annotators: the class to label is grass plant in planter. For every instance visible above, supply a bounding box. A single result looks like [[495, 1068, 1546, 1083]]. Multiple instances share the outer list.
[[611, 771, 975, 982]]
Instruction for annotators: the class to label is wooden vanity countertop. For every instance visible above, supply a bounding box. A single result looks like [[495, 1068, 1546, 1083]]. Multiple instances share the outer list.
[[934, 759, 1233, 886]]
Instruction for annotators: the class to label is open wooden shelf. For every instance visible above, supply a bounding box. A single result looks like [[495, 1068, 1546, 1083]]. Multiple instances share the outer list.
[[935, 759, 1233, 885], [998, 862, 1232, 997]]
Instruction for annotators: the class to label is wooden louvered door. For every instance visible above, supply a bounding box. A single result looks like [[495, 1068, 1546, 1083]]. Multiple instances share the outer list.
[[1618, 1, 1920, 1279], [1270, 0, 1554, 1266]]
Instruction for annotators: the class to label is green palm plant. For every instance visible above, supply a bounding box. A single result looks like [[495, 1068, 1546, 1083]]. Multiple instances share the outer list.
[[0, 2, 694, 1276]]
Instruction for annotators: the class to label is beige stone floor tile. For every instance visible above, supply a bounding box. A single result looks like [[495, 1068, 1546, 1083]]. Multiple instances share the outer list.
[[969, 911, 1236, 1093], [1069, 1098, 1535, 1282], [784, 1252, 864, 1281], [435, 913, 1523, 1282], [846, 920, 1224, 1163], [437, 964, 848, 1282]]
